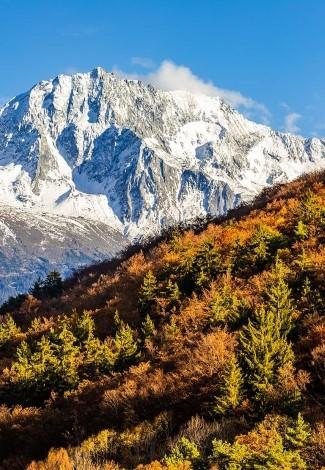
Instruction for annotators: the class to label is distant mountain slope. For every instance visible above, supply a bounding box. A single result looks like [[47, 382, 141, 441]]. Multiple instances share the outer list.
[[0, 67, 325, 300], [0, 205, 126, 302]]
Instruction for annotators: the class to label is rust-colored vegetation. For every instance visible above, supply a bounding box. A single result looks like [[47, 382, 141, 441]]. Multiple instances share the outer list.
[[0, 171, 324, 469]]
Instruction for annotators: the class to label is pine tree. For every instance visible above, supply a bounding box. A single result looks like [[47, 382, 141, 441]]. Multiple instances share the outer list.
[[214, 355, 243, 415], [30, 277, 44, 298], [164, 437, 201, 466], [10, 335, 58, 399], [114, 321, 139, 369], [164, 316, 180, 340], [266, 259, 295, 337], [113, 310, 121, 331], [141, 314, 156, 338], [84, 336, 115, 373], [234, 224, 287, 274], [138, 270, 158, 311], [0, 315, 22, 347], [54, 323, 80, 390], [165, 279, 181, 303], [43, 271, 63, 297], [32, 335, 58, 393], [294, 220, 308, 240], [285, 413, 311, 449], [239, 307, 294, 406], [10, 340, 34, 389], [299, 189, 322, 225], [210, 272, 244, 327], [75, 310, 95, 344], [195, 240, 221, 287]]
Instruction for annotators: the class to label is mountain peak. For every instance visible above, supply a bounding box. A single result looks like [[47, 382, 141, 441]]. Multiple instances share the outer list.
[[0, 69, 325, 301], [90, 65, 108, 79]]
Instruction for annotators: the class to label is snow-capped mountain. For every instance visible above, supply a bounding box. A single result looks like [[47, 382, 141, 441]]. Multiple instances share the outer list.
[[0, 67, 325, 302]]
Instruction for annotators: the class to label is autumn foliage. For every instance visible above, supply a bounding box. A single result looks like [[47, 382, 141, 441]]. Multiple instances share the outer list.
[[0, 170, 324, 469]]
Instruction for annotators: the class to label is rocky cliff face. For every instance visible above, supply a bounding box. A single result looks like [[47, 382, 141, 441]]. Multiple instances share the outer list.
[[0, 67, 324, 301]]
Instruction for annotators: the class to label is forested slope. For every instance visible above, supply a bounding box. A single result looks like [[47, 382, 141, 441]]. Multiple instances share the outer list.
[[0, 171, 324, 469]]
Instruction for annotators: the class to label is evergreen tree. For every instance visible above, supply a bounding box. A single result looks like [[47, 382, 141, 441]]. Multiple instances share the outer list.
[[75, 310, 95, 344], [266, 259, 295, 337], [113, 310, 121, 331], [299, 189, 322, 225], [10, 336, 58, 399], [214, 355, 243, 415], [210, 273, 244, 327], [0, 315, 22, 348], [138, 270, 158, 311], [239, 307, 294, 407], [114, 321, 139, 369], [10, 340, 33, 389], [32, 335, 58, 393], [294, 220, 308, 240], [141, 314, 156, 338], [285, 413, 311, 449], [164, 437, 201, 466], [84, 335, 115, 373], [43, 271, 63, 297], [30, 277, 44, 298], [195, 240, 221, 287], [164, 315, 180, 340], [234, 224, 287, 274], [54, 323, 80, 390], [165, 279, 181, 308]]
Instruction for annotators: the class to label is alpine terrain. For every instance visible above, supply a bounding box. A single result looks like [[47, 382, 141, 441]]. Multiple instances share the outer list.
[[0, 67, 325, 301]]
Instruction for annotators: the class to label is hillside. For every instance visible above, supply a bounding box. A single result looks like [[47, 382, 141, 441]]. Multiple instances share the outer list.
[[0, 171, 324, 469], [1, 67, 325, 301]]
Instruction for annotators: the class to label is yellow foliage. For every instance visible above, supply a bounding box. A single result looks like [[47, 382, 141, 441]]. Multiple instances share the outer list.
[[80, 429, 117, 455], [27, 448, 73, 470]]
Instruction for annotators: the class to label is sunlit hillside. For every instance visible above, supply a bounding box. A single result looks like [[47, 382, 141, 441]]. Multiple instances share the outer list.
[[0, 171, 324, 470]]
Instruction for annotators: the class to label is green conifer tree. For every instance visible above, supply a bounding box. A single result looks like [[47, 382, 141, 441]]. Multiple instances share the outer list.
[[32, 335, 58, 392], [54, 323, 80, 390], [30, 277, 44, 298], [0, 315, 22, 347], [164, 437, 201, 466], [294, 220, 309, 240], [84, 336, 115, 373], [10, 340, 33, 389], [75, 310, 95, 344], [210, 273, 244, 327], [239, 307, 294, 406], [266, 259, 295, 337], [141, 314, 156, 338], [114, 321, 139, 369], [43, 271, 63, 297], [164, 315, 180, 340], [138, 270, 158, 311], [214, 355, 243, 415], [195, 240, 221, 287], [299, 189, 322, 225], [285, 413, 311, 449], [165, 279, 181, 302]]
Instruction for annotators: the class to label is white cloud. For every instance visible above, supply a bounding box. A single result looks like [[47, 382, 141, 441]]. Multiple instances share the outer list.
[[284, 112, 302, 134], [114, 60, 270, 124], [131, 57, 155, 69]]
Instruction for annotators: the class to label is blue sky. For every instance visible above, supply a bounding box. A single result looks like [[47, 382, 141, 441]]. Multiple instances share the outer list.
[[0, 0, 324, 137]]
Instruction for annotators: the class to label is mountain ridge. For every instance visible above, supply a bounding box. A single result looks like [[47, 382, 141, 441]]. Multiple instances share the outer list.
[[0, 67, 325, 301]]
